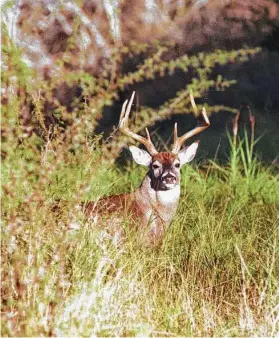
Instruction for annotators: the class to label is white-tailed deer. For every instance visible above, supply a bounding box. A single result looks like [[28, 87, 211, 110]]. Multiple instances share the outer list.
[[84, 92, 210, 245]]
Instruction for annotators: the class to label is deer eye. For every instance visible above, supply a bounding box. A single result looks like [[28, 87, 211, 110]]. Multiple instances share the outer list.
[[174, 163, 180, 168], [152, 163, 160, 169]]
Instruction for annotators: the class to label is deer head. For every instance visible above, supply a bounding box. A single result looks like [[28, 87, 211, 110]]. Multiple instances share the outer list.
[[119, 91, 210, 191]]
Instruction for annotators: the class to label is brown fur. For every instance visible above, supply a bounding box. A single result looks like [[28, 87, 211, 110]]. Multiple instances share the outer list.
[[83, 193, 141, 220], [83, 165, 181, 246], [153, 152, 177, 164], [83, 192, 143, 226]]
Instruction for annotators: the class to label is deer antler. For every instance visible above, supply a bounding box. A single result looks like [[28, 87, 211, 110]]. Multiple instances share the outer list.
[[171, 92, 210, 154], [119, 91, 158, 156]]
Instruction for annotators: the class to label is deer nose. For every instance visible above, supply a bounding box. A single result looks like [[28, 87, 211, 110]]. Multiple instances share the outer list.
[[162, 172, 176, 184]]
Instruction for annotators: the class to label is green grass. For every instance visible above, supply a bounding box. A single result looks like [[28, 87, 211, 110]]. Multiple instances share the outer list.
[[2, 131, 279, 337]]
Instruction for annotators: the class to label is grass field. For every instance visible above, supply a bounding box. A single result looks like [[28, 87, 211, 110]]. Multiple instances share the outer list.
[[2, 126, 279, 336]]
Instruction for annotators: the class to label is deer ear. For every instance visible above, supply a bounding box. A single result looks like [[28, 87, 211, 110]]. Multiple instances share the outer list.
[[178, 141, 199, 165], [129, 146, 152, 167]]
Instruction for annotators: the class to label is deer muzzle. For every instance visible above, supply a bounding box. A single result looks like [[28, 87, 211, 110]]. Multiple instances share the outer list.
[[161, 172, 177, 187]]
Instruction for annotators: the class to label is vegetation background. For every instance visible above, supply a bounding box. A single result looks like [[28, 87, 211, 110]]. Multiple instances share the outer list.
[[1, 0, 279, 336]]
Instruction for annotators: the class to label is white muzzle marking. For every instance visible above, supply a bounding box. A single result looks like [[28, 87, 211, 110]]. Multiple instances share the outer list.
[[162, 172, 177, 188]]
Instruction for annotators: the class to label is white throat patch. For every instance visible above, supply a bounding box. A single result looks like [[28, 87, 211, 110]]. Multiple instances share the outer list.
[[156, 185, 180, 205]]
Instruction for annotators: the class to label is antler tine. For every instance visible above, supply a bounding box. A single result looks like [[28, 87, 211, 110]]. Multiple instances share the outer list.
[[190, 91, 198, 116], [125, 91, 135, 119], [173, 122, 178, 144], [171, 93, 210, 154], [119, 99, 128, 123], [119, 92, 158, 155]]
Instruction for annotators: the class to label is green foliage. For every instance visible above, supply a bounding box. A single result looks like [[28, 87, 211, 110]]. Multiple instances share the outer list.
[[2, 18, 278, 337], [1, 23, 260, 159], [2, 119, 279, 336]]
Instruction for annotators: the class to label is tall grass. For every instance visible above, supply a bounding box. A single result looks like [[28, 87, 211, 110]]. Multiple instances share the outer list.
[[2, 112, 279, 336]]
